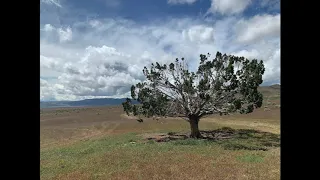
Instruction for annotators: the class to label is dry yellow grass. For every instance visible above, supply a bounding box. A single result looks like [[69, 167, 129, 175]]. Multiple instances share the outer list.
[[40, 104, 280, 180]]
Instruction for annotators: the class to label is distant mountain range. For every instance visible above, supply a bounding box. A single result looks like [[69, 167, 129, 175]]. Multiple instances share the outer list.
[[40, 98, 138, 109], [40, 85, 280, 109]]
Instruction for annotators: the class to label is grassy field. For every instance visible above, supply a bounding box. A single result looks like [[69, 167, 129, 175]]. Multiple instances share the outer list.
[[40, 86, 280, 180]]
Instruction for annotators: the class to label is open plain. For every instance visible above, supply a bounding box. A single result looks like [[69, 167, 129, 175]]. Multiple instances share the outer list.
[[40, 86, 280, 180]]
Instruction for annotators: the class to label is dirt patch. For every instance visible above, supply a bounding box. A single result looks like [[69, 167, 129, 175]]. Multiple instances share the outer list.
[[142, 132, 188, 142], [120, 114, 139, 120], [142, 127, 280, 151], [142, 127, 236, 142]]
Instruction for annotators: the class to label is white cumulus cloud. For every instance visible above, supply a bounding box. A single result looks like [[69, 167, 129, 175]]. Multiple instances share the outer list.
[[235, 14, 280, 43], [209, 0, 252, 15], [40, 3, 280, 101], [182, 25, 215, 43], [41, 0, 62, 8], [57, 27, 73, 42]]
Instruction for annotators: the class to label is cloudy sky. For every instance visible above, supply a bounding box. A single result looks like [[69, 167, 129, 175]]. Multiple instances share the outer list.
[[40, 0, 280, 101]]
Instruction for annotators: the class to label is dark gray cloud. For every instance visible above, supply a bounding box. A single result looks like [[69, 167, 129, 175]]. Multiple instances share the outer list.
[[104, 62, 128, 73]]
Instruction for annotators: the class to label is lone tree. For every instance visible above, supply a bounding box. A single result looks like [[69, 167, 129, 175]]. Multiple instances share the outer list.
[[122, 52, 265, 138]]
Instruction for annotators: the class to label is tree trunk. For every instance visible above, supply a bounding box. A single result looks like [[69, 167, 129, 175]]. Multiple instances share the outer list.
[[189, 115, 202, 138]]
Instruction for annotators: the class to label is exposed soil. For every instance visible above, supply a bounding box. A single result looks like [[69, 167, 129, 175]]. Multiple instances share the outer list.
[[142, 127, 280, 151], [142, 127, 238, 142]]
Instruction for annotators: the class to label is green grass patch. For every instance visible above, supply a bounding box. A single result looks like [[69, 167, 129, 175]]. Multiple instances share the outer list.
[[237, 154, 265, 163], [41, 127, 280, 179], [214, 129, 280, 151], [41, 132, 140, 179]]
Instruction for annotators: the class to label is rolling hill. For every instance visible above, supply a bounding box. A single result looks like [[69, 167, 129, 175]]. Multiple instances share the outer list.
[[40, 85, 280, 109]]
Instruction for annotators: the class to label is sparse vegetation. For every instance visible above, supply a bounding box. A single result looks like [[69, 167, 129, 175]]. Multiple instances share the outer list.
[[40, 87, 280, 179], [41, 124, 280, 179], [237, 154, 264, 163]]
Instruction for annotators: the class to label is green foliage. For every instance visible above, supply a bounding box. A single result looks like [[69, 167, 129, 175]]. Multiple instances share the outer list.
[[123, 51, 265, 120]]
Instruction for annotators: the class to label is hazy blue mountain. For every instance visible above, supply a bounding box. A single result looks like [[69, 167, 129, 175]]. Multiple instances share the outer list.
[[40, 98, 138, 109]]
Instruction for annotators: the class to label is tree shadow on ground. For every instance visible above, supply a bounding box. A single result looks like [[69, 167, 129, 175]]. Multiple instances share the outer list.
[[145, 127, 280, 151]]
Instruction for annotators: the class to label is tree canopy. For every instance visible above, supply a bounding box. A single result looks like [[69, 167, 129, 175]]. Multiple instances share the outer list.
[[123, 52, 265, 138]]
